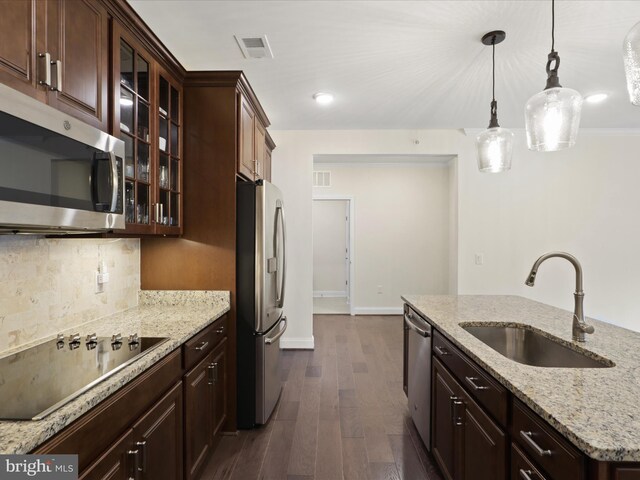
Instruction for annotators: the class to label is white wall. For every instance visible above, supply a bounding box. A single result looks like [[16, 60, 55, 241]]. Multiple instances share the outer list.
[[457, 132, 640, 331], [270, 130, 462, 348], [313, 163, 451, 314], [313, 199, 348, 295], [271, 129, 640, 349]]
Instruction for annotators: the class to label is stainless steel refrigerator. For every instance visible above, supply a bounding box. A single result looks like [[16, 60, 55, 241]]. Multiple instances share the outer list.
[[237, 180, 287, 428]]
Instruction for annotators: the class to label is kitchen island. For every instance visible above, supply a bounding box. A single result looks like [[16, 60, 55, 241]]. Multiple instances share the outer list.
[[0, 290, 229, 457], [403, 295, 640, 479]]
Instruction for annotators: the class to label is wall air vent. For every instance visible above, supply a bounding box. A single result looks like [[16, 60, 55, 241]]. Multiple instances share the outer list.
[[235, 35, 274, 59], [313, 171, 331, 187]]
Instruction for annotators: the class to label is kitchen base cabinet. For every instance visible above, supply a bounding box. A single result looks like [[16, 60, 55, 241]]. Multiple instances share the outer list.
[[184, 325, 228, 480], [79, 429, 135, 480], [432, 358, 506, 480], [211, 338, 228, 438], [184, 353, 214, 480], [132, 382, 184, 480]]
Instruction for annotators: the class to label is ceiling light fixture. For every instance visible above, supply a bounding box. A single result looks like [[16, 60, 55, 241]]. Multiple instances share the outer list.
[[584, 93, 608, 104], [525, 0, 583, 152], [623, 22, 640, 105], [313, 92, 334, 105], [476, 30, 513, 173]]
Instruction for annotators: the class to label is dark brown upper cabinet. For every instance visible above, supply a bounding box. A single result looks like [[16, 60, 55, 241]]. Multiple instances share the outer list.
[[112, 23, 183, 236], [0, 0, 108, 130]]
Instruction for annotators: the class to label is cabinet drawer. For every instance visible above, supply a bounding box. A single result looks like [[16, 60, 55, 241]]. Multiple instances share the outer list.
[[512, 399, 584, 480], [512, 442, 549, 480], [183, 315, 227, 370], [433, 330, 508, 426]]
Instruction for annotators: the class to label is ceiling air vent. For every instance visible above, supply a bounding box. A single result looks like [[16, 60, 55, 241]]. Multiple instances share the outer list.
[[235, 35, 274, 59], [313, 171, 331, 187]]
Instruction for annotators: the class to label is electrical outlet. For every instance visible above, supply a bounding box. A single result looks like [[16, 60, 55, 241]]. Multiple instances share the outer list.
[[95, 271, 104, 294], [475, 253, 484, 266], [377, 285, 383, 294]]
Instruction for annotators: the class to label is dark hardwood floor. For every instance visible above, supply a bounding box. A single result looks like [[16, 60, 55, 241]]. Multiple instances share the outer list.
[[200, 314, 443, 480]]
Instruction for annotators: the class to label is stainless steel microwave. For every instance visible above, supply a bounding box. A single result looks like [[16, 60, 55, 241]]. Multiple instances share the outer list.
[[0, 84, 124, 233]]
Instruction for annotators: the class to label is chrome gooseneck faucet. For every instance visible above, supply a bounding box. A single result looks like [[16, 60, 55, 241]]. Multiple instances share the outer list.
[[525, 252, 595, 342]]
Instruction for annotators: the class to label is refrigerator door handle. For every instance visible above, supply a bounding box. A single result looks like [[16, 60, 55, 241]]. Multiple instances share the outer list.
[[276, 203, 287, 308], [265, 317, 287, 345]]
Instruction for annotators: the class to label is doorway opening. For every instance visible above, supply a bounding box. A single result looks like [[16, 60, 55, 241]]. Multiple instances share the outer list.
[[312, 196, 355, 315]]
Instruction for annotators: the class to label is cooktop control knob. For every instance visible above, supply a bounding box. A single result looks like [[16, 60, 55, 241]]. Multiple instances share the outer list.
[[85, 333, 98, 350], [111, 333, 123, 350]]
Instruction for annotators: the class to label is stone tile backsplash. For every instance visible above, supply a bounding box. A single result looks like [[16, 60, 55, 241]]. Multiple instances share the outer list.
[[0, 237, 140, 352]]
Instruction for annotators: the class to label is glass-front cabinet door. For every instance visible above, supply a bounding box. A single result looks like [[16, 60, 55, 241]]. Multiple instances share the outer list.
[[155, 68, 182, 234], [113, 24, 182, 235], [114, 26, 154, 235]]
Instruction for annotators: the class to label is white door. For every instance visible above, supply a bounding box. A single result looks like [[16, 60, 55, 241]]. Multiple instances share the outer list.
[[313, 199, 349, 298]]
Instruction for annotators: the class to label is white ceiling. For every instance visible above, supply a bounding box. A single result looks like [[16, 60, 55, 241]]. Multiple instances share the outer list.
[[130, 1, 640, 130]]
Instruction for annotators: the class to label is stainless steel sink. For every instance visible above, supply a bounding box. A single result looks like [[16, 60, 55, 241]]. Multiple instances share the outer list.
[[461, 324, 614, 368]]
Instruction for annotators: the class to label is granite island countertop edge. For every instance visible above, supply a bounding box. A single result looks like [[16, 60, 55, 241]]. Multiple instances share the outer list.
[[402, 294, 640, 463]]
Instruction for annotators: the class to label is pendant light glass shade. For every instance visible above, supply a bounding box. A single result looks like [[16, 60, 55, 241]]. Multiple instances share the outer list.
[[623, 21, 640, 105], [476, 127, 514, 173], [525, 86, 583, 152], [476, 31, 513, 173], [524, 0, 582, 152]]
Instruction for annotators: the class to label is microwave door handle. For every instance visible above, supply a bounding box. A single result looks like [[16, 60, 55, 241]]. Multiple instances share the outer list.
[[109, 151, 119, 212], [277, 205, 287, 308]]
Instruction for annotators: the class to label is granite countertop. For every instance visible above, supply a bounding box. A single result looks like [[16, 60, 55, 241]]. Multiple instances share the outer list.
[[0, 290, 230, 455], [401, 295, 640, 462]]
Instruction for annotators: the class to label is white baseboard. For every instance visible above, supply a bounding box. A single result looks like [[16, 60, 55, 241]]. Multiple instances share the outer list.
[[352, 307, 403, 315], [280, 336, 315, 349], [313, 290, 347, 298]]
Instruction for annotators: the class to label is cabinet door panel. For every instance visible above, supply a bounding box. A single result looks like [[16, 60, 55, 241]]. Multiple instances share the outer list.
[[0, 0, 45, 98], [46, 0, 108, 130], [264, 147, 272, 182], [254, 121, 266, 180], [432, 360, 457, 480], [80, 429, 134, 480], [212, 338, 228, 437], [133, 382, 183, 480], [184, 353, 213, 480], [239, 95, 255, 179], [461, 393, 506, 480]]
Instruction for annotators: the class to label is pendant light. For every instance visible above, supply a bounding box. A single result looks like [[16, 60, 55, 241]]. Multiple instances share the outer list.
[[476, 31, 513, 173], [524, 0, 583, 152], [623, 21, 640, 105]]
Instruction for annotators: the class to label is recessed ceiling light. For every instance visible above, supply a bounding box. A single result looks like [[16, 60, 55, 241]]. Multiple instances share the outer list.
[[313, 92, 334, 105], [585, 93, 608, 104]]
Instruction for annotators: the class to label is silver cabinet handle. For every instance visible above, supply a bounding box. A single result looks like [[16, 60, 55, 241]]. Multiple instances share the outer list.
[[216, 326, 225, 335], [450, 396, 464, 426], [135, 441, 147, 473], [208, 363, 216, 385], [465, 376, 489, 391], [519, 469, 535, 480], [434, 345, 450, 356], [265, 317, 287, 344], [50, 59, 62, 92], [195, 341, 209, 351], [403, 314, 430, 338], [38, 53, 51, 87], [520, 430, 552, 457], [127, 449, 140, 480]]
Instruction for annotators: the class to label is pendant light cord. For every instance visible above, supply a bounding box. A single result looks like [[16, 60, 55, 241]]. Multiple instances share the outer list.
[[492, 42, 496, 102], [551, 0, 555, 53]]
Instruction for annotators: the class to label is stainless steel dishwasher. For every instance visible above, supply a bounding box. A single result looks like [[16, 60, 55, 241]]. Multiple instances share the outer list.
[[404, 305, 432, 450]]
